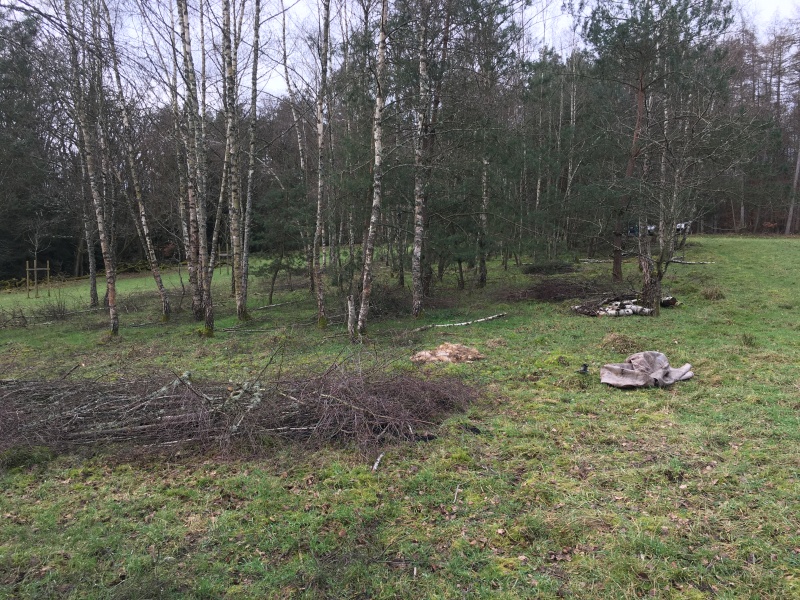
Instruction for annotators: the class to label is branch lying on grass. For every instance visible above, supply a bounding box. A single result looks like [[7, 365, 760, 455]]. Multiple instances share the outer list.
[[60, 364, 80, 380], [411, 313, 506, 333], [253, 300, 299, 311], [668, 260, 715, 265]]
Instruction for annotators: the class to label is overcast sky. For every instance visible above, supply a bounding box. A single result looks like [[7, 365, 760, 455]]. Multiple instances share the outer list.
[[740, 0, 797, 30]]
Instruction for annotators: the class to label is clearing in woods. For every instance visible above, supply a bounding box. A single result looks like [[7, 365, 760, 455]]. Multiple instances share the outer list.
[[0, 236, 798, 598]]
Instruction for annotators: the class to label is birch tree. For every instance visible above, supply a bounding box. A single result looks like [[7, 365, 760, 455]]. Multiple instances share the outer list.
[[355, 0, 388, 337], [313, 0, 332, 327], [64, 0, 120, 334], [175, 0, 214, 335], [100, 0, 171, 320]]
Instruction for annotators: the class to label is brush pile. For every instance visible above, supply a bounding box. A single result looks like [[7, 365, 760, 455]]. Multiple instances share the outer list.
[[0, 367, 476, 457]]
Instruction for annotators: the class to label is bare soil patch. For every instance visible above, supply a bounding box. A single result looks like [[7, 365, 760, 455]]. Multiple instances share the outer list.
[[502, 276, 630, 303]]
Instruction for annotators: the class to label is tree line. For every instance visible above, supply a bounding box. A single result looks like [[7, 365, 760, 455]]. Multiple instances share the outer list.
[[0, 0, 796, 334]]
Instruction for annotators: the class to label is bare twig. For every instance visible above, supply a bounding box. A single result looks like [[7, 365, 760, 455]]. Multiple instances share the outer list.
[[60, 365, 80, 380]]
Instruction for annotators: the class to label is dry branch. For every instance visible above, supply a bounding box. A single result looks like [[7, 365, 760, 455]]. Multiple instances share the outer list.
[[253, 300, 299, 311], [411, 313, 506, 333], [668, 260, 715, 265]]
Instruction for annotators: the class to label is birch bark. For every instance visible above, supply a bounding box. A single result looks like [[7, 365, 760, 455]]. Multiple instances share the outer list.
[[64, 0, 119, 335], [312, 0, 331, 327], [101, 0, 170, 320], [356, 0, 388, 337]]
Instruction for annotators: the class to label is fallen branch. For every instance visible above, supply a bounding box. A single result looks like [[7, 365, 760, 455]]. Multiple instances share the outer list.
[[60, 365, 80, 380], [668, 260, 715, 265], [253, 300, 299, 311], [411, 313, 507, 333]]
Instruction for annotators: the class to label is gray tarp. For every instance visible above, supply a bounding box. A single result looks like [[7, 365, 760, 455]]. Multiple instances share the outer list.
[[600, 351, 693, 388]]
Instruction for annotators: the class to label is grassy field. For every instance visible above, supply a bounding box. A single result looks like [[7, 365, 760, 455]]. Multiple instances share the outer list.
[[1, 236, 798, 599]]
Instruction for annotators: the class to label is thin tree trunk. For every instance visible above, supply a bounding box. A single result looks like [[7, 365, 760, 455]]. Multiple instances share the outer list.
[[785, 144, 800, 235], [614, 72, 646, 282], [312, 0, 331, 327], [65, 0, 118, 335], [101, 0, 170, 320], [411, 14, 431, 318], [79, 157, 99, 308], [356, 0, 388, 337], [281, 0, 307, 177], [477, 156, 489, 287], [176, 0, 214, 335], [222, 0, 246, 319], [241, 0, 260, 316]]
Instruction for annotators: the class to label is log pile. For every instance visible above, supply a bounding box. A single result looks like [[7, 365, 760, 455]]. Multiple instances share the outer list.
[[595, 300, 654, 317], [572, 296, 678, 317]]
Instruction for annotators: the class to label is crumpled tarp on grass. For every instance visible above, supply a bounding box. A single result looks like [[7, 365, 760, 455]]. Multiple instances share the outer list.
[[600, 351, 693, 388]]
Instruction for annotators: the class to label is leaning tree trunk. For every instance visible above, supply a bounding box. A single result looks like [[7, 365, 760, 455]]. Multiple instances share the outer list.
[[102, 0, 170, 320]]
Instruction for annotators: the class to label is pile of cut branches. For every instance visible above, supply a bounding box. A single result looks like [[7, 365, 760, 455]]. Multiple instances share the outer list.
[[0, 366, 476, 458]]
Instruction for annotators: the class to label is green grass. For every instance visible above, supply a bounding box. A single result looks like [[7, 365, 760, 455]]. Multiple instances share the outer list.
[[1, 236, 799, 598]]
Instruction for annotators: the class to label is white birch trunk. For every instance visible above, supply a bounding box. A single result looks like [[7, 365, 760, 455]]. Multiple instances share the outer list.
[[411, 14, 430, 318], [64, 0, 118, 335], [176, 0, 214, 334], [312, 0, 331, 327], [242, 0, 260, 315], [356, 0, 388, 336], [101, 0, 170, 320]]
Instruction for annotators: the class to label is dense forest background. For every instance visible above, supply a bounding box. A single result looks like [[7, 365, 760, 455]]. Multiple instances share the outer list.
[[1, 0, 797, 333]]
